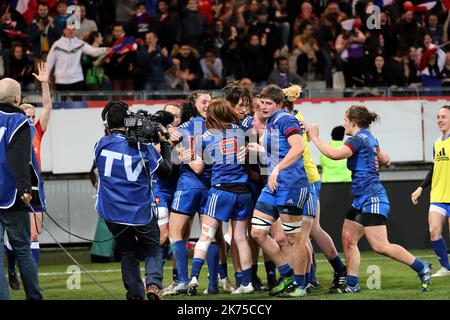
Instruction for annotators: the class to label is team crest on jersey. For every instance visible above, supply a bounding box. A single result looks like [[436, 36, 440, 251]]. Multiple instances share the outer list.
[[270, 124, 275, 133], [154, 196, 161, 205]]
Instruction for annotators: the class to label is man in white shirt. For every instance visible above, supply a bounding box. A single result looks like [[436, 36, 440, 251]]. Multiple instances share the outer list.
[[46, 25, 110, 94]]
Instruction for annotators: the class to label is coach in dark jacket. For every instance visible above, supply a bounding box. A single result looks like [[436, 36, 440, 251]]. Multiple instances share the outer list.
[[136, 32, 172, 90], [0, 78, 43, 300]]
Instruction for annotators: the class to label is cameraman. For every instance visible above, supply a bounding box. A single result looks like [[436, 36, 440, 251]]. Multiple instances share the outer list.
[[94, 101, 172, 301]]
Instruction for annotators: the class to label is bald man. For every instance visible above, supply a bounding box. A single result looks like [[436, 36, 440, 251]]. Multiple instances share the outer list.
[[0, 78, 43, 300]]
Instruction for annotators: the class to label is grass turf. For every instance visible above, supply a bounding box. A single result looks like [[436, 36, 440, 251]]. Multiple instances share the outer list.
[[6, 248, 450, 300]]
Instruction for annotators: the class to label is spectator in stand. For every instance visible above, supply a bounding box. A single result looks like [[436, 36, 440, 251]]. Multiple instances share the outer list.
[[221, 25, 244, 81], [173, 43, 203, 89], [215, 0, 246, 30], [248, 5, 282, 57], [387, 48, 408, 87], [335, 23, 366, 87], [28, 2, 62, 59], [419, 43, 446, 88], [104, 22, 137, 91], [395, 9, 422, 49], [204, 20, 226, 55], [240, 33, 272, 88], [47, 25, 110, 93], [293, 1, 319, 36], [441, 52, 450, 87], [115, 0, 140, 25], [271, 0, 291, 51], [130, 3, 151, 40], [53, 1, 69, 31], [136, 31, 172, 90], [153, 0, 180, 52], [75, 3, 99, 41], [293, 21, 320, 80], [425, 14, 443, 45], [82, 31, 111, 90], [267, 56, 306, 89], [243, 0, 260, 26], [318, 12, 340, 87], [0, 8, 27, 51], [180, 0, 207, 53], [199, 49, 223, 89], [365, 55, 389, 87], [405, 46, 422, 85], [4, 42, 36, 92], [165, 57, 190, 90], [366, 33, 386, 61]]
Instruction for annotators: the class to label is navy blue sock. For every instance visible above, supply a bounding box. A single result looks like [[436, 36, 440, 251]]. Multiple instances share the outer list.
[[293, 274, 306, 289], [6, 247, 16, 274], [171, 240, 189, 282], [242, 267, 252, 286], [432, 238, 450, 269], [218, 263, 228, 279], [305, 272, 310, 286], [329, 255, 346, 274], [190, 258, 204, 280], [161, 245, 169, 270], [251, 264, 258, 278], [346, 275, 359, 286], [264, 261, 276, 282], [172, 268, 178, 282], [277, 263, 293, 278], [310, 260, 317, 281], [206, 243, 219, 289], [235, 271, 243, 287], [410, 258, 425, 273]]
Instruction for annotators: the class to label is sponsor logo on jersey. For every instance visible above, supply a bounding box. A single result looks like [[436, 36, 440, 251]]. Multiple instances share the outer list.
[[436, 147, 449, 161]]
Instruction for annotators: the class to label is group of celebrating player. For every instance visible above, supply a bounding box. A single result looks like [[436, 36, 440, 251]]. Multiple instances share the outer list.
[[151, 82, 450, 298]]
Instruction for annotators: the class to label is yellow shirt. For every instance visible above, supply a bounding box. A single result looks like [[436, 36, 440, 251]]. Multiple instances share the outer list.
[[295, 112, 320, 184], [431, 134, 450, 203]]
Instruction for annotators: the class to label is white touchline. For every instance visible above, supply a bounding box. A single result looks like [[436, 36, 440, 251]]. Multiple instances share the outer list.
[[38, 255, 436, 277]]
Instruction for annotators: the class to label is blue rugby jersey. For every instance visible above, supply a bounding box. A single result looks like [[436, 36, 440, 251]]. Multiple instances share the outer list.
[[176, 116, 211, 189], [344, 129, 384, 196], [263, 110, 309, 190], [202, 124, 248, 186], [240, 115, 254, 131]]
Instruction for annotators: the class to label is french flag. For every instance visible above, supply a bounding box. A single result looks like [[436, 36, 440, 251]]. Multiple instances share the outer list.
[[112, 36, 138, 55], [403, 0, 437, 12], [373, 0, 394, 7], [10, 0, 38, 24]]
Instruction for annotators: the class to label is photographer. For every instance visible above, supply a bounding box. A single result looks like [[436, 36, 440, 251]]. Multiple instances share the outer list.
[[94, 101, 172, 301]]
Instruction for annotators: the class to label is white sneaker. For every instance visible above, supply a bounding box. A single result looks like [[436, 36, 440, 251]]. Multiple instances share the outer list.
[[161, 281, 178, 296], [431, 266, 450, 277], [187, 277, 199, 296], [231, 283, 254, 294], [219, 277, 235, 293]]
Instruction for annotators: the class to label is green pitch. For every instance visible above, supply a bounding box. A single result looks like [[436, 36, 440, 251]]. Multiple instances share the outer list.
[[6, 248, 450, 300]]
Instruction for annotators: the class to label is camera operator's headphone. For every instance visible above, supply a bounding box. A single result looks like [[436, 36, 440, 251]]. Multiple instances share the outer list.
[[101, 100, 130, 130]]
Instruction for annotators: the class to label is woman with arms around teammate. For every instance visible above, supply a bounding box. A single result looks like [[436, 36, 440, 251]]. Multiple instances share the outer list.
[[307, 105, 432, 293]]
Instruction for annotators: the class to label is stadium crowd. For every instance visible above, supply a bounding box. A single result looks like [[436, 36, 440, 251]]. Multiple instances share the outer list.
[[1, 0, 450, 92]]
